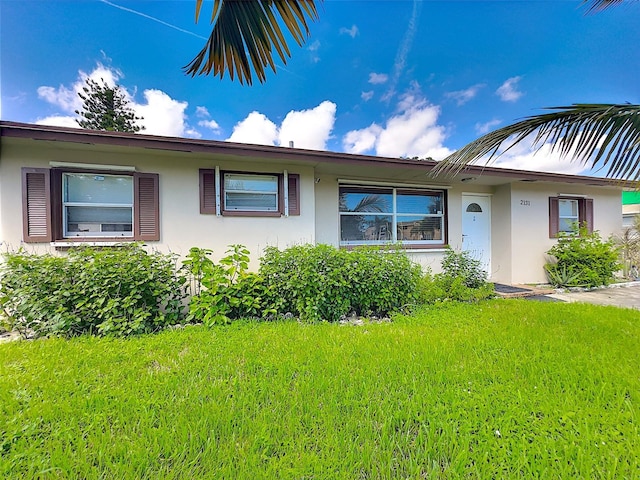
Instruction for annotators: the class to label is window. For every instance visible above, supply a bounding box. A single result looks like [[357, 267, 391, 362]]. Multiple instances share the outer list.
[[199, 169, 300, 217], [224, 173, 278, 212], [63, 173, 134, 237], [549, 196, 593, 237], [22, 168, 159, 243], [339, 186, 446, 246]]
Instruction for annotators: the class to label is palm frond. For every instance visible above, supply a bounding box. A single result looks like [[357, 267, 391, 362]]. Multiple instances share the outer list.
[[433, 104, 640, 181], [185, 0, 320, 85], [582, 0, 627, 13]]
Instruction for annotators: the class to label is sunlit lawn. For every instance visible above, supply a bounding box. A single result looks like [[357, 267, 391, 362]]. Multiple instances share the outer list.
[[1, 299, 638, 479]]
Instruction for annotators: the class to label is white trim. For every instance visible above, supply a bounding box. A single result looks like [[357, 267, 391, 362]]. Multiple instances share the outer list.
[[461, 192, 493, 197], [215, 166, 221, 216], [50, 161, 136, 172], [338, 178, 452, 189], [284, 170, 289, 217], [51, 241, 130, 247], [558, 193, 588, 198]]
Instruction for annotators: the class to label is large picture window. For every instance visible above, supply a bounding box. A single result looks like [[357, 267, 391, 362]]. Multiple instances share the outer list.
[[339, 186, 446, 246]]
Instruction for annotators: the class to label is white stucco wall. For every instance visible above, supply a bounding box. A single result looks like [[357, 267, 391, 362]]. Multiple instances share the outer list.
[[1, 136, 625, 283], [0, 139, 315, 268]]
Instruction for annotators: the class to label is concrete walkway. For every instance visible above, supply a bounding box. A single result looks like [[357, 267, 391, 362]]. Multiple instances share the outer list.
[[545, 281, 640, 310]]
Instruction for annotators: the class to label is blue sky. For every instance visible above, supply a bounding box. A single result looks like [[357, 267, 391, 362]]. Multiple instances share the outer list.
[[2, 0, 639, 174]]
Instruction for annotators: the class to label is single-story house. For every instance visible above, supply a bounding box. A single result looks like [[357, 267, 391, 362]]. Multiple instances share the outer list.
[[0, 121, 625, 284]]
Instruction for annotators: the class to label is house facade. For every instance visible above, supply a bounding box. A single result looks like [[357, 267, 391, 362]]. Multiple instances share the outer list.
[[0, 121, 624, 284]]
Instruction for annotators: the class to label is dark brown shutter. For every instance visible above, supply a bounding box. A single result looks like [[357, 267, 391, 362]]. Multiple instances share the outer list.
[[288, 174, 300, 216], [549, 197, 559, 238], [582, 198, 594, 234], [199, 169, 216, 214], [21, 168, 52, 242], [50, 169, 63, 241], [134, 172, 159, 241]]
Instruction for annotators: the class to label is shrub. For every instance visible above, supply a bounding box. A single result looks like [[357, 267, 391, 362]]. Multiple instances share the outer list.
[[545, 227, 620, 288], [260, 244, 422, 322], [182, 245, 273, 326], [439, 247, 488, 288], [0, 244, 186, 337], [417, 249, 494, 304]]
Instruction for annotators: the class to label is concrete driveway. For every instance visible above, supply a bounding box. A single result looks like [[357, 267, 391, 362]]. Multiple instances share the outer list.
[[546, 282, 640, 310]]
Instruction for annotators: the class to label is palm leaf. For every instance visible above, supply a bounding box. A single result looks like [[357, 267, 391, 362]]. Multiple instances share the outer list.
[[582, 0, 626, 13], [185, 0, 320, 85], [433, 104, 640, 181]]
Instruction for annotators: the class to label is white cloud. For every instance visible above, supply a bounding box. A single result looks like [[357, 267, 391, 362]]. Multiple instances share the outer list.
[[279, 101, 337, 150], [227, 101, 337, 151], [36, 63, 196, 137], [480, 135, 588, 175], [196, 106, 210, 118], [496, 76, 524, 102], [343, 124, 382, 154], [198, 119, 221, 132], [445, 83, 485, 106], [228, 112, 278, 146], [339, 25, 359, 38], [343, 90, 453, 160], [35, 115, 81, 129], [368, 73, 388, 85], [475, 119, 502, 135], [135, 89, 189, 137], [37, 63, 122, 113], [361, 90, 374, 101]]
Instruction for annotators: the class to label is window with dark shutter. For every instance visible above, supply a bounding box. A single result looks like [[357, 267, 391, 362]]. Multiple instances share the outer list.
[[549, 196, 593, 238], [134, 172, 160, 241], [200, 169, 301, 217], [199, 169, 216, 214], [21, 168, 52, 242]]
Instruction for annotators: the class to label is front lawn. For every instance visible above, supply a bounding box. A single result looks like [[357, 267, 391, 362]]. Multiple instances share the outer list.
[[1, 300, 638, 478]]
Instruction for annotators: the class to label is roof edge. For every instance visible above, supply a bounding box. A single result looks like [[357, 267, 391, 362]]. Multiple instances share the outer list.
[[1, 121, 634, 188]]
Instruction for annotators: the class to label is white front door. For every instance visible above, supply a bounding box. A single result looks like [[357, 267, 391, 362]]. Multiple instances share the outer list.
[[462, 194, 491, 276]]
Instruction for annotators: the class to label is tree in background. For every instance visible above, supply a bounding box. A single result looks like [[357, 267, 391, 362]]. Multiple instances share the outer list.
[[75, 78, 144, 133]]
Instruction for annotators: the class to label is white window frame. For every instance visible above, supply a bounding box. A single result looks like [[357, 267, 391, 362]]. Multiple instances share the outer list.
[[339, 185, 445, 247], [223, 173, 279, 212], [62, 172, 134, 238], [558, 198, 579, 233]]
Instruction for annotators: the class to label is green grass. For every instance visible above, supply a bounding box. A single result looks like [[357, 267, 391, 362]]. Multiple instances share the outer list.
[[1, 300, 639, 479]]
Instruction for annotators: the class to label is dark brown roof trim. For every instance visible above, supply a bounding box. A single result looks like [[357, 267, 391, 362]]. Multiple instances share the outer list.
[[0, 121, 630, 188]]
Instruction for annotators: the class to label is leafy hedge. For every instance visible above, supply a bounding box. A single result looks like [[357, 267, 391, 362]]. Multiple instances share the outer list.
[[1, 243, 497, 337], [260, 244, 423, 322], [0, 244, 185, 337]]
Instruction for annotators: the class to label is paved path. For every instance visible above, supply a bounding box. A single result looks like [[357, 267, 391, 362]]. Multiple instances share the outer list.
[[546, 282, 640, 310]]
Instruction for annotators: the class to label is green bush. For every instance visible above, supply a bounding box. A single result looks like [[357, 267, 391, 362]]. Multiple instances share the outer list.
[[182, 245, 273, 326], [440, 247, 488, 288], [0, 244, 186, 337], [260, 244, 422, 322], [545, 227, 621, 288], [417, 249, 494, 304]]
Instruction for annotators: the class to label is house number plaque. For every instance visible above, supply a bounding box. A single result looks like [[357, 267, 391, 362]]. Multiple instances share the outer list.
[[520, 200, 531, 206]]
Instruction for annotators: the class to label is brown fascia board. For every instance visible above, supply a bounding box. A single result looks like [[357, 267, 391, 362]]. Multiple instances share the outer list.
[[0, 120, 630, 188]]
